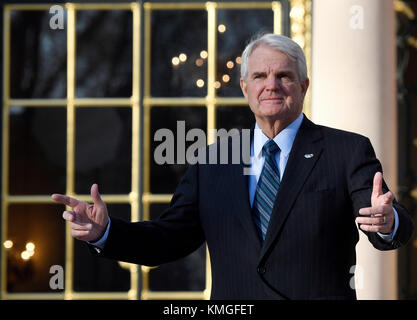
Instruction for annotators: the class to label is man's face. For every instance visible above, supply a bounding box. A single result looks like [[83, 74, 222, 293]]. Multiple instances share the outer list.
[[240, 45, 309, 125]]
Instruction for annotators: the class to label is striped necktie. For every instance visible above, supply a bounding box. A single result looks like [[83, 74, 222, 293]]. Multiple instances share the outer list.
[[253, 139, 281, 242]]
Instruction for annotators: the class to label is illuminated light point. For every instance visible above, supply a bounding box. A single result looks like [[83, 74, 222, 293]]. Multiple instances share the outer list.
[[21, 251, 30, 261], [172, 57, 180, 66], [226, 61, 234, 69], [195, 58, 204, 67], [200, 50, 208, 59], [222, 74, 230, 83], [26, 242, 35, 252], [218, 24, 226, 33], [196, 79, 205, 88], [214, 81, 221, 89], [179, 53, 187, 62], [3, 240, 13, 249], [235, 56, 242, 64]]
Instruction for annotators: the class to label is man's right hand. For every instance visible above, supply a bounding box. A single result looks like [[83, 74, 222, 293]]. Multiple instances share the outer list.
[[51, 184, 109, 242]]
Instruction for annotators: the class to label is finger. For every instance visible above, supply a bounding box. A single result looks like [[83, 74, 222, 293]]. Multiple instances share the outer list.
[[382, 191, 394, 205], [91, 184, 105, 208], [70, 221, 92, 231], [356, 216, 386, 225], [71, 229, 90, 239], [52, 194, 81, 208], [372, 172, 383, 199], [358, 206, 384, 216], [62, 211, 75, 222], [359, 224, 386, 233]]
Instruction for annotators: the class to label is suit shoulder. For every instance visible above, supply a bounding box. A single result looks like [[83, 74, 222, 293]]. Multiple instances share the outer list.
[[316, 124, 370, 144]]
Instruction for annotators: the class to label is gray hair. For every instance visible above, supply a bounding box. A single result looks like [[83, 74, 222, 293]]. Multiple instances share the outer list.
[[240, 33, 308, 82]]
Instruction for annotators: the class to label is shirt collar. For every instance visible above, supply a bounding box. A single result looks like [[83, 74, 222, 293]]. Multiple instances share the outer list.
[[254, 113, 304, 159]]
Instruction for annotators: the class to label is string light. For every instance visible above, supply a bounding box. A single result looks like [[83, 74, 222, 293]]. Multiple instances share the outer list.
[[222, 74, 230, 83], [218, 24, 226, 33], [214, 81, 221, 89], [179, 53, 187, 62], [200, 50, 208, 59], [3, 240, 13, 249], [235, 56, 242, 64], [26, 242, 35, 251], [21, 251, 30, 261], [172, 57, 180, 66], [195, 58, 204, 67], [226, 61, 234, 69], [196, 79, 205, 88]]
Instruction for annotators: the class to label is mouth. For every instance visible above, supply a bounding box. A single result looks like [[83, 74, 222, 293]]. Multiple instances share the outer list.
[[261, 97, 284, 102]]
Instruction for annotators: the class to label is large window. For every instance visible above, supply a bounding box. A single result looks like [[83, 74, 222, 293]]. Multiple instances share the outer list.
[[1, 1, 312, 299]]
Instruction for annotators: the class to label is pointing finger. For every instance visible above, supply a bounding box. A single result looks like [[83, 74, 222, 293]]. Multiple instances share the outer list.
[[372, 172, 383, 199], [52, 194, 81, 208]]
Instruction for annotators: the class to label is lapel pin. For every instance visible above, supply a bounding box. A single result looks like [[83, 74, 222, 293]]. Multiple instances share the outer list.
[[304, 153, 314, 159]]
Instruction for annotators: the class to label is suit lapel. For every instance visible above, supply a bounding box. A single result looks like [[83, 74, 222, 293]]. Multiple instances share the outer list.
[[230, 161, 262, 246], [260, 116, 324, 259]]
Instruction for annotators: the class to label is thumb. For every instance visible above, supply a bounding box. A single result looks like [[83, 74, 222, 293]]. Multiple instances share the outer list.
[[91, 184, 104, 207], [383, 191, 394, 205], [372, 172, 383, 199]]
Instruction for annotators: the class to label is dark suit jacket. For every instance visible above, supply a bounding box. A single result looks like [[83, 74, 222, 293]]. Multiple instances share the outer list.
[[92, 115, 414, 300]]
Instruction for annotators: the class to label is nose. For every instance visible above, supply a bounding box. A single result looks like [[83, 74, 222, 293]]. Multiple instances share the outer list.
[[265, 75, 281, 91]]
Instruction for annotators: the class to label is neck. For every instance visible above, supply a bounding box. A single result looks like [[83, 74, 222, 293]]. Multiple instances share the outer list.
[[256, 114, 300, 139]]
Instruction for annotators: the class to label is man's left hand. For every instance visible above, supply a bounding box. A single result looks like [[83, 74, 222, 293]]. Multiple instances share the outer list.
[[356, 172, 395, 234]]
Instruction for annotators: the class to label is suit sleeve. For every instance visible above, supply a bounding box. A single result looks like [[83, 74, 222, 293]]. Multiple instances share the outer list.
[[89, 164, 205, 266], [347, 136, 414, 250]]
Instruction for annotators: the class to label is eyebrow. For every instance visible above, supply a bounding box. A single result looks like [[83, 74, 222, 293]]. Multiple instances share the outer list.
[[250, 70, 296, 78]]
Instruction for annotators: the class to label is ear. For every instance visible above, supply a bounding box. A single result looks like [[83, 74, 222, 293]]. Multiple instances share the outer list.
[[240, 78, 248, 101]]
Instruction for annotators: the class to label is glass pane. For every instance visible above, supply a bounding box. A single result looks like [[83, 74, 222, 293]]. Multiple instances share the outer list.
[[7, 204, 66, 293], [76, 10, 133, 98], [74, 204, 131, 292], [148, 203, 206, 292], [9, 107, 67, 195], [217, 9, 274, 97], [75, 107, 132, 195], [150, 10, 207, 97], [150, 106, 207, 194], [10, 10, 67, 99], [216, 106, 255, 131]]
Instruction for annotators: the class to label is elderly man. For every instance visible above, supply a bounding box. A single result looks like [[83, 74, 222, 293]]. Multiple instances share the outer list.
[[52, 33, 413, 299]]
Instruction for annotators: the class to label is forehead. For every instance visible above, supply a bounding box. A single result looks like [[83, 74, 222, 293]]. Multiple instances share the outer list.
[[248, 45, 297, 72]]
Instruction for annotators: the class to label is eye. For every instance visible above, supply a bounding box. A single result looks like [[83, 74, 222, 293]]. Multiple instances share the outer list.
[[253, 73, 265, 80], [278, 74, 294, 84]]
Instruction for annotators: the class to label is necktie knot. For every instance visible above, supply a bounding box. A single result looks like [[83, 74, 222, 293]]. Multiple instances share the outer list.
[[263, 140, 280, 157]]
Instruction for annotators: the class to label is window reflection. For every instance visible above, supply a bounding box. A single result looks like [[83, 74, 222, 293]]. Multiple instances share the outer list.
[[7, 204, 65, 293], [151, 10, 207, 97], [10, 10, 67, 99], [75, 107, 132, 195], [76, 10, 133, 98], [9, 107, 67, 195]]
